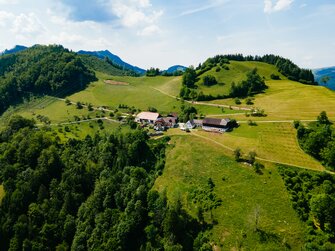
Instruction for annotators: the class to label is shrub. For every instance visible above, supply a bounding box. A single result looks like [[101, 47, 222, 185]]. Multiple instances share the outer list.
[[234, 98, 241, 105]]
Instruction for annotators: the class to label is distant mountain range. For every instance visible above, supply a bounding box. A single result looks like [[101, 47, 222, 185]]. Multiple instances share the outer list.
[[165, 65, 187, 74], [1, 45, 186, 76], [0, 45, 27, 55], [77, 50, 146, 75], [313, 66, 335, 90]]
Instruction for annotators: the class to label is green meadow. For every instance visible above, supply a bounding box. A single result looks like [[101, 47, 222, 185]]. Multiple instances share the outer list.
[[154, 136, 306, 250], [205, 79, 335, 121], [196, 61, 285, 96], [192, 122, 324, 171]]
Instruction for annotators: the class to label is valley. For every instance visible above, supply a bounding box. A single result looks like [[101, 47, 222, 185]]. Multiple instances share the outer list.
[[0, 46, 335, 250]]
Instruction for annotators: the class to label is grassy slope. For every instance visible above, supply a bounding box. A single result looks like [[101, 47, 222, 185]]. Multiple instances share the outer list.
[[67, 72, 244, 116], [193, 123, 324, 171], [208, 79, 335, 121], [155, 136, 305, 250], [68, 72, 180, 114], [196, 61, 285, 96]]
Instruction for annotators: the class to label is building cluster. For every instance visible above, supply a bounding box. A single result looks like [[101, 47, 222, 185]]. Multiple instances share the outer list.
[[135, 111, 232, 133]]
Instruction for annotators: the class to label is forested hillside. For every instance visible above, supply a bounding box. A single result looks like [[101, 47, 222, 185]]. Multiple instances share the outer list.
[[0, 116, 209, 250], [0, 45, 95, 114], [79, 54, 140, 77]]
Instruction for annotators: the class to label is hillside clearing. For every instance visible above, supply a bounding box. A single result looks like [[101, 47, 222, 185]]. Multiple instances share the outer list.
[[154, 136, 306, 250]]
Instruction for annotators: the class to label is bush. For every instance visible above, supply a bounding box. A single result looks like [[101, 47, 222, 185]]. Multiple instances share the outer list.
[[234, 98, 241, 105], [270, 73, 280, 80], [253, 162, 264, 174], [245, 98, 253, 105]]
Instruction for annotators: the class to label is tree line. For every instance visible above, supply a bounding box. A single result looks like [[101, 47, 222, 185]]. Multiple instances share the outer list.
[[279, 166, 335, 250], [0, 116, 210, 250], [295, 111, 335, 170]]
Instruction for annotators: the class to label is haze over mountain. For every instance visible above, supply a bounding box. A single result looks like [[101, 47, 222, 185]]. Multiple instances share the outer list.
[[313, 66, 335, 90], [77, 50, 146, 74], [0, 45, 27, 56]]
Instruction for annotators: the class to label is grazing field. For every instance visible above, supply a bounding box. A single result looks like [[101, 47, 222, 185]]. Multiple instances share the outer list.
[[207, 79, 335, 121], [154, 136, 306, 250], [68, 72, 180, 114], [196, 61, 285, 96], [192, 122, 324, 171], [66, 72, 245, 115]]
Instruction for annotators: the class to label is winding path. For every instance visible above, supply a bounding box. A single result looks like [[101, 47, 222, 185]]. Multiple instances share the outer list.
[[150, 87, 252, 111]]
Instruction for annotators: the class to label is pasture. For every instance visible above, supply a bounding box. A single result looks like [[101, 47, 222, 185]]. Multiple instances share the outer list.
[[154, 135, 306, 250], [206, 79, 335, 121], [192, 122, 324, 171]]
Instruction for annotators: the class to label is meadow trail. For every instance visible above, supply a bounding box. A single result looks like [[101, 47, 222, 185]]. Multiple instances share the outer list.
[[150, 87, 252, 111]]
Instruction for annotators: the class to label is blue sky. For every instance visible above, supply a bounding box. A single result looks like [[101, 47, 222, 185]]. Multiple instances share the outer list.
[[0, 0, 334, 69]]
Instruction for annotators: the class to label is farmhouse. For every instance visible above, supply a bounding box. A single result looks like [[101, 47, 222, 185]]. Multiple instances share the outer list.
[[202, 117, 231, 133], [135, 112, 160, 124], [163, 117, 178, 128]]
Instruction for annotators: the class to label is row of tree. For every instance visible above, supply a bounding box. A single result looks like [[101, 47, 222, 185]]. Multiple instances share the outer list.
[[146, 67, 184, 77], [0, 116, 210, 250]]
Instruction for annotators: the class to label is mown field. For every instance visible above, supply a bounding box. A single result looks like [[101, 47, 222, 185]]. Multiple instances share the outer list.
[[191, 122, 324, 171], [154, 136, 306, 250], [206, 79, 335, 121]]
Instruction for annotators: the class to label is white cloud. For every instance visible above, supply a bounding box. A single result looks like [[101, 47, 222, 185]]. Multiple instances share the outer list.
[[0, 11, 46, 40], [137, 24, 161, 36], [264, 0, 294, 14], [0, 10, 14, 26], [11, 13, 46, 37], [106, 0, 163, 37], [110, 0, 163, 29], [0, 0, 19, 4], [180, 0, 230, 16]]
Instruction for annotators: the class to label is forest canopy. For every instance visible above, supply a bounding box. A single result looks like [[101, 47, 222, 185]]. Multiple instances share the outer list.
[[0, 45, 96, 114]]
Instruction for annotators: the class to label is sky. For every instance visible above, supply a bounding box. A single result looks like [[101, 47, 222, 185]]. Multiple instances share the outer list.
[[0, 0, 334, 69]]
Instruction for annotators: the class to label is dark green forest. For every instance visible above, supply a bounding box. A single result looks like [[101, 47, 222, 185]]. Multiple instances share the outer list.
[[279, 166, 335, 250], [0, 116, 209, 250], [0, 45, 95, 114]]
